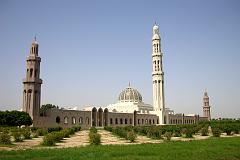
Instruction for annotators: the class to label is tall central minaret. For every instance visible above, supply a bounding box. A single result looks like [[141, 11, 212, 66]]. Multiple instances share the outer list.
[[22, 37, 42, 121], [152, 24, 165, 124]]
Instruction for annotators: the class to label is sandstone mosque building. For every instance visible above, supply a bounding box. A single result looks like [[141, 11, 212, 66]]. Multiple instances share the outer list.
[[22, 24, 210, 129]]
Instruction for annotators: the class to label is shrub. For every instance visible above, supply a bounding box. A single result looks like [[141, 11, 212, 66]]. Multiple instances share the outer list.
[[73, 126, 81, 132], [201, 127, 208, 136], [61, 129, 71, 138], [12, 132, 23, 142], [52, 132, 64, 142], [42, 134, 56, 146], [147, 127, 162, 139], [181, 128, 187, 135], [89, 132, 101, 145], [164, 132, 172, 141], [223, 125, 232, 135], [22, 130, 31, 139], [212, 127, 221, 137], [68, 128, 75, 135], [32, 132, 39, 138], [104, 126, 113, 132], [0, 132, 11, 144], [47, 126, 62, 133], [185, 128, 193, 138], [90, 127, 97, 133], [173, 131, 181, 137], [36, 129, 47, 136], [127, 131, 137, 143]]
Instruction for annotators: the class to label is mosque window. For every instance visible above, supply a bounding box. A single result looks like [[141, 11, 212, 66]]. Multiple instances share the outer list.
[[72, 117, 76, 124], [149, 119, 152, 124], [86, 117, 89, 124], [153, 119, 155, 124], [142, 119, 144, 124], [138, 119, 140, 124], [64, 117, 68, 124], [35, 69, 38, 78], [110, 118, 113, 124], [30, 68, 33, 77], [56, 116, 60, 124], [125, 119, 127, 124], [115, 118, 118, 124], [120, 118, 123, 124], [79, 117, 83, 124]]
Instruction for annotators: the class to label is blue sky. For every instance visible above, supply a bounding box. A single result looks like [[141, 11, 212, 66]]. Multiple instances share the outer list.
[[0, 0, 239, 118]]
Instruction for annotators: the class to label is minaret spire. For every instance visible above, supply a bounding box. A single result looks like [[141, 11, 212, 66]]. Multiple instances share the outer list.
[[152, 23, 166, 124], [22, 39, 42, 122], [203, 90, 211, 120]]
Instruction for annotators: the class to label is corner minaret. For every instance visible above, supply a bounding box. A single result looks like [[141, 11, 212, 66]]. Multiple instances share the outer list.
[[203, 91, 211, 120], [22, 37, 42, 121], [152, 23, 166, 124]]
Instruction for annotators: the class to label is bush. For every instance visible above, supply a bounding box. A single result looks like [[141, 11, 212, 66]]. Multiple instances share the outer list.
[[52, 132, 64, 142], [147, 127, 162, 139], [12, 132, 23, 142], [47, 127, 62, 133], [32, 132, 39, 138], [164, 132, 172, 141], [90, 127, 97, 133], [72, 126, 81, 132], [89, 132, 101, 145], [173, 131, 181, 137], [223, 125, 232, 135], [36, 129, 47, 136], [104, 126, 113, 132], [42, 134, 56, 146], [127, 131, 137, 143], [0, 132, 11, 144], [22, 130, 31, 139], [181, 128, 187, 135], [212, 128, 221, 137], [201, 127, 208, 136], [185, 128, 193, 138]]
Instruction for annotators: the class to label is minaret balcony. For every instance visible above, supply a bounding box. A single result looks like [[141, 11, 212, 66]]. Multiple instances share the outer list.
[[27, 56, 41, 62], [23, 78, 42, 84]]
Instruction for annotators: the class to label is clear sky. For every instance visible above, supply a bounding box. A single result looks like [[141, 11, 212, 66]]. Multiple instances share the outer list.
[[0, 0, 239, 118]]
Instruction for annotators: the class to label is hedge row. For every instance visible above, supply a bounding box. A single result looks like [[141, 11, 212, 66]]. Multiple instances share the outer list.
[[89, 127, 101, 145], [42, 126, 81, 146], [104, 126, 137, 143]]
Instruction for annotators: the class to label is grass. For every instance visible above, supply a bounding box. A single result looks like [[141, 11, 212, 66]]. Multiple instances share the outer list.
[[0, 137, 240, 160]]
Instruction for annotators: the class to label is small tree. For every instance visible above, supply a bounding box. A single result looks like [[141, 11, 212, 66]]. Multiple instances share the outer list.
[[0, 133, 11, 144], [201, 127, 208, 136], [212, 128, 221, 137], [164, 132, 172, 141], [127, 131, 137, 142]]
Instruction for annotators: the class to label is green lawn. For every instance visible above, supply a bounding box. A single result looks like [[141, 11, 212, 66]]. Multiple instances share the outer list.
[[0, 137, 240, 160]]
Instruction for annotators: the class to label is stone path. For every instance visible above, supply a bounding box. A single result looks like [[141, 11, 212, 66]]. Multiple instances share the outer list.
[[55, 130, 89, 148]]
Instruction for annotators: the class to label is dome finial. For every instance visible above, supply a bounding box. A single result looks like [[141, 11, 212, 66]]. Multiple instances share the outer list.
[[128, 82, 131, 87], [34, 34, 37, 42]]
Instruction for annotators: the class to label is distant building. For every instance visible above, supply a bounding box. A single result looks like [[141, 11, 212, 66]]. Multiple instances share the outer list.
[[22, 24, 209, 128]]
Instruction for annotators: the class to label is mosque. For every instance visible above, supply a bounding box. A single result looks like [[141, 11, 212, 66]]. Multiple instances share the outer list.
[[22, 24, 210, 129]]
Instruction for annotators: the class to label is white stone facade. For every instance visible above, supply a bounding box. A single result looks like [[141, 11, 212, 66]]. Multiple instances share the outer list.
[[22, 25, 209, 129]]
